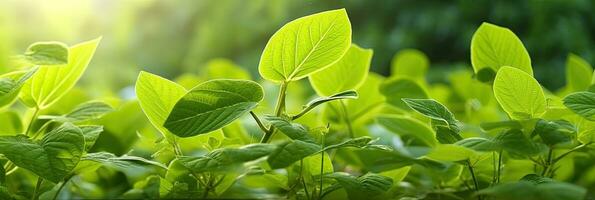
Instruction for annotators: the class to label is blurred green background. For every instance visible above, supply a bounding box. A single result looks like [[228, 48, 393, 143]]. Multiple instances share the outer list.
[[1, 0, 593, 92]]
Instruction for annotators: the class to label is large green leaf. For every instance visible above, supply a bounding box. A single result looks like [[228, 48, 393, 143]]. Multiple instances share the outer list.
[[390, 48, 429, 79], [563, 91, 595, 121], [377, 115, 437, 147], [380, 78, 427, 110], [324, 172, 393, 200], [177, 144, 276, 173], [23, 41, 69, 65], [164, 79, 264, 137], [477, 174, 586, 200], [19, 38, 101, 109], [471, 22, 532, 76], [258, 9, 352, 82], [0, 67, 38, 108], [0, 123, 84, 182], [566, 54, 593, 92], [533, 120, 575, 146], [136, 71, 187, 137], [309, 44, 372, 96], [493, 66, 546, 120]]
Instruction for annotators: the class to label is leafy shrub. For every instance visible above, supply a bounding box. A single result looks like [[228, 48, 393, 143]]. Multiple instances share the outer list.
[[0, 8, 593, 200]]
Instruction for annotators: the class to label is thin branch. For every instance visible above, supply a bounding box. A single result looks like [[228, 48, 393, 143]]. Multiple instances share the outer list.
[[250, 111, 269, 133]]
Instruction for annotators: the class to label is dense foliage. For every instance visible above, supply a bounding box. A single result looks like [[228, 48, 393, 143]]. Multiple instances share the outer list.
[[1, 8, 595, 200]]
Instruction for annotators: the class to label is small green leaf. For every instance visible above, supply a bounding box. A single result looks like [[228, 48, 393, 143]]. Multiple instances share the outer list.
[[456, 137, 500, 152], [42, 101, 113, 122], [471, 22, 532, 75], [321, 136, 373, 152], [402, 98, 460, 131], [493, 66, 546, 120], [435, 126, 463, 144], [164, 79, 264, 137], [533, 120, 575, 146], [178, 144, 276, 173], [566, 54, 593, 92], [267, 140, 320, 169], [324, 172, 393, 200], [264, 116, 315, 142], [377, 115, 437, 147], [563, 91, 595, 120], [136, 71, 187, 138], [380, 78, 427, 110], [24, 41, 69, 65], [309, 44, 372, 96], [293, 90, 358, 119], [495, 129, 546, 156], [0, 67, 38, 108], [0, 123, 84, 182], [20, 38, 101, 109], [391, 49, 429, 79], [259, 9, 352, 82]]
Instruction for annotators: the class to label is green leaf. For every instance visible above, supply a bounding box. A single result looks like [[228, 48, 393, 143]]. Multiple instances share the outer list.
[[76, 152, 167, 173], [164, 79, 264, 137], [23, 41, 69, 65], [204, 58, 251, 80], [480, 120, 522, 131], [477, 175, 586, 200], [19, 38, 101, 109], [377, 115, 437, 147], [178, 144, 276, 173], [42, 101, 113, 122], [533, 120, 575, 146], [267, 140, 320, 169], [495, 129, 546, 156], [264, 116, 315, 142], [380, 78, 427, 110], [471, 22, 532, 76], [390, 48, 429, 79], [0, 123, 84, 182], [402, 98, 460, 131], [136, 71, 187, 139], [493, 66, 546, 120], [309, 44, 372, 96], [0, 67, 38, 108], [435, 126, 463, 144], [456, 137, 500, 152], [293, 90, 358, 119], [566, 54, 593, 92], [258, 9, 352, 82], [425, 144, 475, 161], [321, 136, 373, 152], [563, 91, 595, 121], [0, 111, 22, 134], [80, 125, 103, 151], [325, 172, 392, 200]]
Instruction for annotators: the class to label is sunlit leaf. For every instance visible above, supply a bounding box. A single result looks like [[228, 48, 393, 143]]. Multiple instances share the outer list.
[[566, 54, 593, 92], [259, 9, 352, 82], [0, 67, 38, 108], [23, 41, 69, 65], [563, 91, 595, 121], [377, 115, 437, 147], [391, 48, 429, 79], [493, 66, 546, 120]]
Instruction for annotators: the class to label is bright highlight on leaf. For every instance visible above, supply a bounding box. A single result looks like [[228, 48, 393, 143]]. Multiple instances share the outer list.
[[164, 79, 264, 137], [259, 9, 352, 82], [20, 38, 101, 109], [493, 66, 546, 120], [309, 44, 372, 96], [471, 22, 532, 76]]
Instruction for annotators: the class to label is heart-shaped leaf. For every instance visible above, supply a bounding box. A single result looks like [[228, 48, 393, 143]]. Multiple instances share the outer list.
[[258, 9, 352, 82], [471, 22, 532, 76], [164, 79, 264, 137], [0, 123, 84, 182]]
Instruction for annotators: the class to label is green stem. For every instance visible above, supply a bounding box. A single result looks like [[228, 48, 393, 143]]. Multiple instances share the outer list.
[[552, 143, 591, 163], [31, 177, 43, 200], [300, 160, 310, 200], [339, 101, 354, 138], [318, 135, 325, 199], [52, 175, 73, 200], [496, 149, 502, 183], [542, 148, 554, 176], [25, 107, 40, 136], [260, 82, 288, 143], [250, 111, 269, 133], [466, 160, 481, 200]]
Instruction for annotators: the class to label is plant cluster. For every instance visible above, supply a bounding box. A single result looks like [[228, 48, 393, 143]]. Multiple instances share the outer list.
[[0, 8, 594, 200]]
